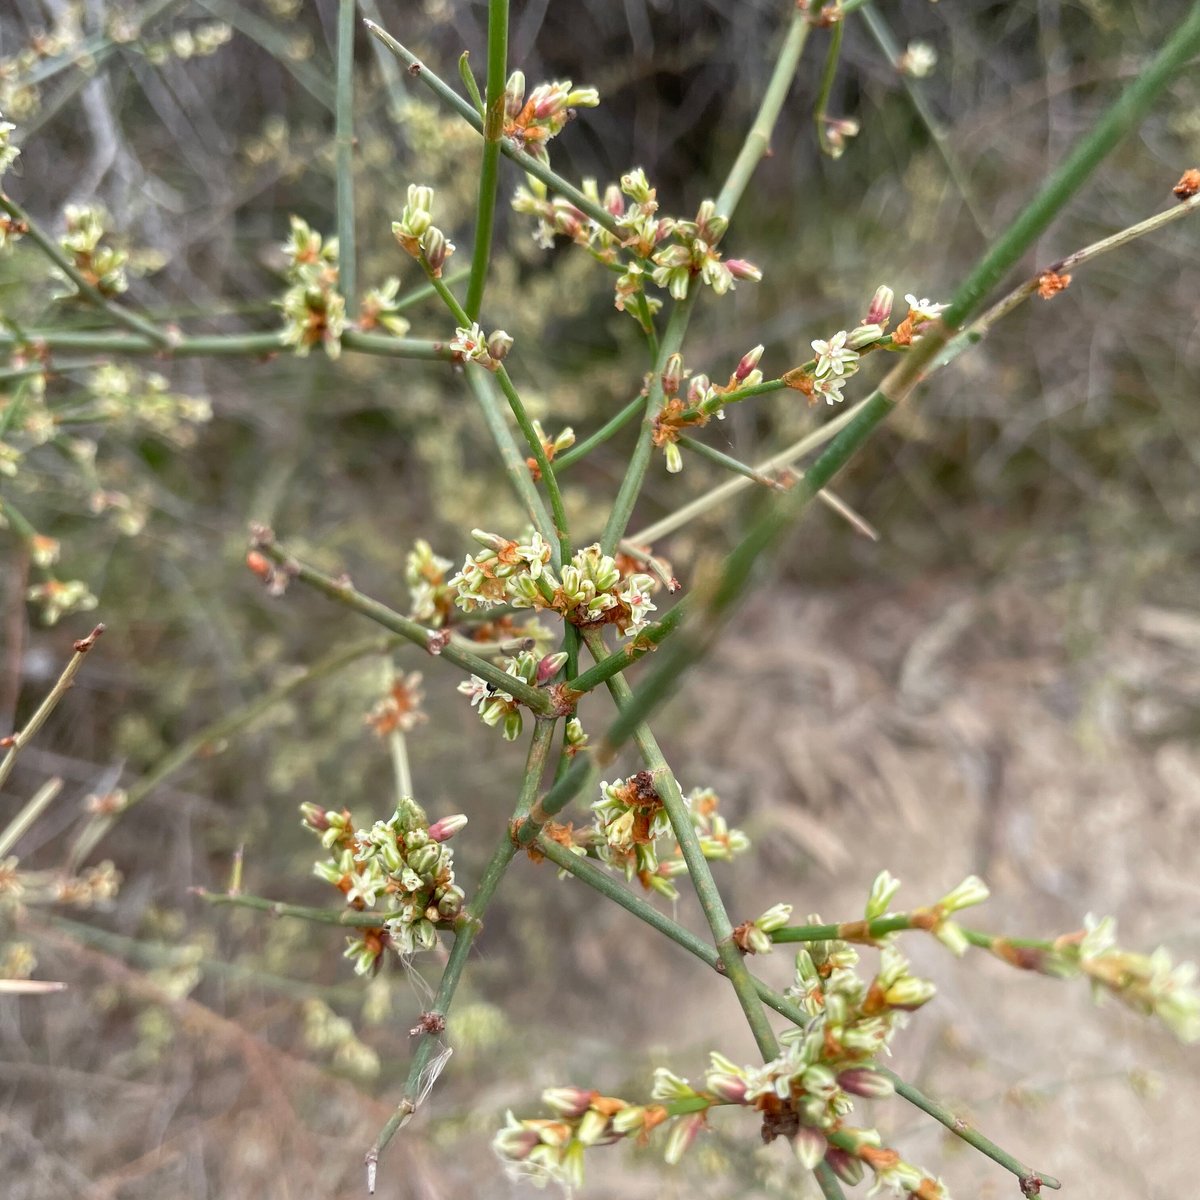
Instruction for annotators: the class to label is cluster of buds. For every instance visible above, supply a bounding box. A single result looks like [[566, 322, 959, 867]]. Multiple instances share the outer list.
[[364, 671, 426, 737], [552, 781, 748, 900], [513, 169, 760, 317], [862, 869, 992, 957], [405, 539, 455, 627], [302, 796, 467, 972], [493, 1086, 661, 1190], [783, 285, 899, 405], [0, 854, 122, 908], [88, 363, 212, 448], [356, 277, 411, 336], [277, 215, 344, 358], [60, 205, 129, 297], [141, 21, 233, 65], [25, 578, 98, 626], [392, 184, 455, 276], [651, 345, 764, 472], [457, 648, 566, 741], [526, 419, 575, 481], [502, 72, 600, 164], [449, 322, 513, 370], [451, 530, 658, 640], [0, 109, 19, 184], [1050, 915, 1200, 1042]]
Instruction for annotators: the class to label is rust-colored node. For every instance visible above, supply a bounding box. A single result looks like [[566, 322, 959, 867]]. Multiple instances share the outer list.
[[781, 365, 816, 396], [73, 623, 106, 653], [1036, 269, 1071, 299], [731, 920, 756, 953], [1172, 168, 1200, 200], [547, 682, 579, 716], [409, 1011, 446, 1037]]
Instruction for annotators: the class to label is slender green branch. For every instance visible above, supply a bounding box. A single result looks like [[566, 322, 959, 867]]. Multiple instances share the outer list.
[[0, 327, 453, 361], [465, 369, 558, 555], [253, 536, 556, 714], [678, 434, 785, 489], [554, 392, 647, 471], [68, 634, 403, 869], [581, 627, 779, 1060], [0, 194, 170, 346], [715, 10, 811, 218], [464, 0, 509, 320], [565, 603, 687, 695], [0, 624, 104, 793], [368, 717, 558, 1175], [0, 777, 63, 860], [536, 836, 1060, 1192], [813, 13, 845, 158], [335, 0, 358, 314], [814, 1162, 849, 1200], [194, 888, 388, 927]]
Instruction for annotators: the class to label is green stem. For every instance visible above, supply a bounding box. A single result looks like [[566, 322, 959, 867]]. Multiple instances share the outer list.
[[194, 889, 389, 927], [535, 836, 1059, 1192], [581, 627, 779, 1060], [813, 13, 845, 158], [0, 194, 170, 346], [565, 603, 686, 695], [0, 328, 452, 361], [678, 435, 784, 489], [464, 0, 509, 320], [254, 538, 555, 714], [814, 1162, 849, 1200], [0, 777, 63, 860], [368, 717, 558, 1172], [553, 392, 646, 471], [68, 634, 402, 869], [335, 0, 358, 313], [0, 624, 104, 793]]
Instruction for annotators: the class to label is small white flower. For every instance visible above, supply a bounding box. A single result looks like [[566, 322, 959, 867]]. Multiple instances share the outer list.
[[900, 41, 938, 78], [457, 676, 491, 708], [814, 375, 847, 406], [904, 294, 947, 321], [810, 330, 860, 379]]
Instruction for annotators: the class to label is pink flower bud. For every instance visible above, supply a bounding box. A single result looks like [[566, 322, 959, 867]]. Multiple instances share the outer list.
[[536, 651, 569, 684], [486, 329, 513, 363], [541, 1086, 594, 1118], [427, 814, 468, 843], [604, 184, 625, 217], [735, 344, 764, 382], [705, 1074, 748, 1104], [661, 353, 684, 396], [793, 1126, 827, 1170], [865, 285, 894, 327], [837, 1068, 895, 1098], [725, 258, 762, 282]]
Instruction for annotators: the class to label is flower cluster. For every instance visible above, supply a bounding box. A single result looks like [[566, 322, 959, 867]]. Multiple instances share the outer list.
[[526, 419, 575, 481], [60, 205, 129, 297], [140, 21, 232, 65], [0, 110, 19, 180], [392, 184, 455, 276], [494, 1086, 663, 1190], [513, 168, 761, 317], [357, 276, 411, 336], [550, 780, 748, 900], [406, 539, 455, 626], [25, 578, 98, 626], [0, 854, 122, 908], [302, 796, 467, 973], [650, 345, 765, 472], [450, 530, 658, 640], [502, 71, 600, 164], [277, 215, 345, 358], [495, 938, 948, 1200], [88, 363, 212, 448], [364, 672, 427, 737], [448, 322, 513, 370], [457, 648, 566, 741]]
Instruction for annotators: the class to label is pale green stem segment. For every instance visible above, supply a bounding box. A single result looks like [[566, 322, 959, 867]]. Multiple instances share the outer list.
[[814, 1162, 849, 1200], [0, 328, 453, 360], [553, 392, 645, 471], [813, 12, 844, 158], [0, 777, 63, 860], [368, 717, 558, 1173], [68, 635, 402, 870], [0, 194, 170, 345], [534, 836, 1061, 1192], [0, 624, 104, 793], [464, 0, 509, 320], [254, 538, 556, 715], [335, 0, 357, 313], [579, 627, 779, 1060], [195, 889, 389, 927]]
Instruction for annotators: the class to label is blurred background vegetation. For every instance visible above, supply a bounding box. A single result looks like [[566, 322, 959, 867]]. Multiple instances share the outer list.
[[2, 1, 1199, 1197]]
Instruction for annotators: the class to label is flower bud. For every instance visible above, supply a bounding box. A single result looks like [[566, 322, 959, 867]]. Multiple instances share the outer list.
[[865, 285, 894, 327], [754, 902, 793, 933], [663, 1112, 704, 1165], [661, 353, 684, 396], [502, 709, 524, 741], [865, 869, 900, 920], [604, 184, 625, 217], [427, 813, 468, 843], [884, 975, 937, 1010], [792, 1125, 827, 1170], [938, 874, 990, 913], [407, 184, 434, 214], [542, 1086, 594, 1118], [735, 344, 764, 382], [300, 802, 329, 831], [935, 919, 970, 957], [621, 168, 653, 203], [686, 373, 711, 405], [825, 1147, 866, 1186], [724, 258, 762, 282], [486, 329, 513, 363], [846, 323, 884, 350], [536, 651, 569, 684], [422, 227, 453, 276], [705, 1073, 748, 1104], [837, 1068, 895, 1099], [575, 1107, 610, 1146], [664, 442, 683, 474], [504, 70, 525, 117]]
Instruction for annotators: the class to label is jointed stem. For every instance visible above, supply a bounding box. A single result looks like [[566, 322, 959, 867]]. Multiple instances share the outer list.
[[553, 392, 646, 471], [334, 0, 358, 313]]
